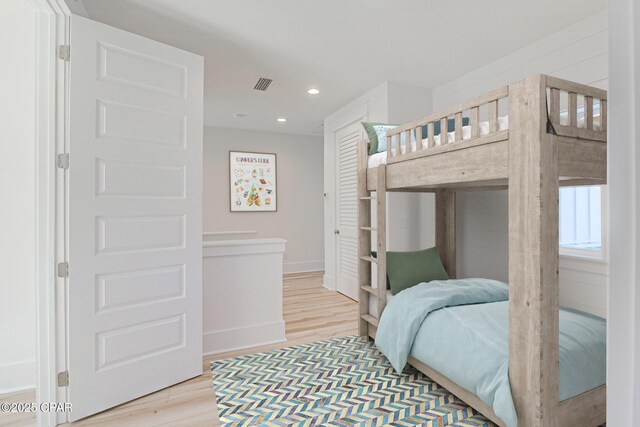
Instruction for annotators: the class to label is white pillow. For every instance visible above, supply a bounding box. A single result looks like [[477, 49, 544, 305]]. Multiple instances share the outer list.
[[372, 125, 416, 153]]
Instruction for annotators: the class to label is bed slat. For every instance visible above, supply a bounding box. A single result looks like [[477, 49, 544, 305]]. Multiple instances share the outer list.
[[569, 92, 578, 127], [440, 118, 448, 145], [361, 314, 378, 327], [405, 130, 412, 153], [455, 112, 463, 141], [489, 100, 498, 132], [470, 107, 479, 138], [550, 88, 560, 124], [360, 285, 376, 295], [585, 96, 594, 130], [428, 122, 435, 148]]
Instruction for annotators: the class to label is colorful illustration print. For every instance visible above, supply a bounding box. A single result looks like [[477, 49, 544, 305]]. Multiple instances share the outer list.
[[229, 151, 277, 211]]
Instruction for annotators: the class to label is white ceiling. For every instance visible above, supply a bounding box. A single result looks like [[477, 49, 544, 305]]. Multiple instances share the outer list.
[[80, 0, 607, 136]]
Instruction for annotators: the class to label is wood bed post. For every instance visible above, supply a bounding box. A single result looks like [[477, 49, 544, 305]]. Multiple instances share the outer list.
[[435, 189, 456, 278], [508, 75, 559, 427], [357, 138, 371, 337], [376, 165, 387, 319]]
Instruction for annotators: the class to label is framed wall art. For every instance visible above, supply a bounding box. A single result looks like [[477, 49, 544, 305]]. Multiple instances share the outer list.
[[229, 151, 277, 212]]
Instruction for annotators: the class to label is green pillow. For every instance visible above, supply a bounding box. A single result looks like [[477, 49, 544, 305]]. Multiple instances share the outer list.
[[386, 247, 449, 295], [362, 122, 394, 155]]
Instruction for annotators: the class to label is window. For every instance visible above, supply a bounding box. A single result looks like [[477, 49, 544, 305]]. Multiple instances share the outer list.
[[559, 185, 604, 258]]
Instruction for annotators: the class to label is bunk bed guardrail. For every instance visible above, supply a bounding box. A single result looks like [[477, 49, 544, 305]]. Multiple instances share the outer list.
[[384, 75, 607, 165]]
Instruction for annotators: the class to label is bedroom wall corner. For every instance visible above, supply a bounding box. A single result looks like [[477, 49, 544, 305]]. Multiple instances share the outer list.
[[63, 0, 89, 17], [386, 81, 435, 252], [203, 126, 324, 274], [0, 0, 38, 394], [323, 81, 434, 293]]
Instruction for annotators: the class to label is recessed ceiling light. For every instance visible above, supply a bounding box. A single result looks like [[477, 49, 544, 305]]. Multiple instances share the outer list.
[[307, 88, 320, 95], [233, 113, 247, 118], [277, 117, 287, 122]]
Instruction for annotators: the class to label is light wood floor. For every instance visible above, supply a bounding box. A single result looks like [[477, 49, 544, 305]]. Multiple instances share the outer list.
[[0, 271, 357, 427]]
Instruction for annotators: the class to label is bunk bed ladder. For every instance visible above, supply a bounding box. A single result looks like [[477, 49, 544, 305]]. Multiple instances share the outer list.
[[357, 140, 387, 338]]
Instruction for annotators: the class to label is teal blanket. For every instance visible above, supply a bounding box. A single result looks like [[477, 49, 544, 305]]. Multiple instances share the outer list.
[[375, 279, 606, 427], [376, 278, 509, 372]]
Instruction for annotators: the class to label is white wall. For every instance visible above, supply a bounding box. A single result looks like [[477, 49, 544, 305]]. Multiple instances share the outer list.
[[0, 0, 37, 393], [323, 81, 433, 291], [64, 0, 89, 17], [607, 0, 640, 424], [387, 82, 436, 252], [431, 10, 609, 317], [433, 11, 608, 109], [202, 239, 286, 354], [203, 126, 324, 273]]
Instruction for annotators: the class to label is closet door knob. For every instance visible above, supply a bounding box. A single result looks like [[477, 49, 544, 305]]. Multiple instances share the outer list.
[[334, 229, 340, 235]]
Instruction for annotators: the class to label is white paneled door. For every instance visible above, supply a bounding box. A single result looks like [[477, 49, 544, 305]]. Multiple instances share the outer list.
[[335, 123, 362, 301], [66, 16, 203, 421]]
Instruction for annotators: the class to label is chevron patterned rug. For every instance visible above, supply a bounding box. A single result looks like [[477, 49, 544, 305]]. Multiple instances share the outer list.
[[211, 335, 494, 426]]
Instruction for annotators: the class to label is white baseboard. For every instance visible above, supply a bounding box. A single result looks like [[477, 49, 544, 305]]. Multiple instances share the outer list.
[[283, 260, 324, 274], [323, 274, 336, 291], [203, 320, 286, 355], [0, 359, 36, 394]]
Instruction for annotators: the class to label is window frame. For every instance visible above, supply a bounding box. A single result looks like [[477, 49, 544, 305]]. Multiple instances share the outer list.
[[559, 185, 608, 262]]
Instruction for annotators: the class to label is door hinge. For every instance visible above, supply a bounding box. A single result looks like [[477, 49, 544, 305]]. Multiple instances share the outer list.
[[57, 153, 69, 169], [57, 371, 69, 387], [57, 262, 69, 278], [58, 45, 70, 61]]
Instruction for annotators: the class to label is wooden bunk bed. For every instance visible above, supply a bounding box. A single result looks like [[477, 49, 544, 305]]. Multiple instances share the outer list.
[[357, 74, 607, 427]]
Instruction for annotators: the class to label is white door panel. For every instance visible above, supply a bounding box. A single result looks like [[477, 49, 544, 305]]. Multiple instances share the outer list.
[[67, 16, 203, 421], [335, 123, 362, 301]]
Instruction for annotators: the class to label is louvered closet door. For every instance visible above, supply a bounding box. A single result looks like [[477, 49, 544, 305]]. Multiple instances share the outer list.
[[335, 123, 362, 301]]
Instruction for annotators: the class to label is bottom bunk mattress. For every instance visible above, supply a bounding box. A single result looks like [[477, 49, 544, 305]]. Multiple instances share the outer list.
[[375, 278, 606, 427]]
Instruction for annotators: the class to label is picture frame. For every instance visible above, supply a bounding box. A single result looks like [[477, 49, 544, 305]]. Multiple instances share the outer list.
[[229, 151, 277, 212]]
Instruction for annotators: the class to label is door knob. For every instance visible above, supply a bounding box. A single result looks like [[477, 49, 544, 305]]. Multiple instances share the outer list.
[[334, 229, 340, 235]]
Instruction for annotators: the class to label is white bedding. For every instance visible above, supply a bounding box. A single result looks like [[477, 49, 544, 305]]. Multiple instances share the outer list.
[[367, 114, 600, 168]]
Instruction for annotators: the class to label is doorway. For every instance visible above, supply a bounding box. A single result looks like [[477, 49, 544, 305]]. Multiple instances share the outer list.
[[12, 2, 206, 424]]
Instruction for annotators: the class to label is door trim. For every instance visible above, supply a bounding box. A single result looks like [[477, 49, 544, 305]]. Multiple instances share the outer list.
[[33, 1, 70, 426]]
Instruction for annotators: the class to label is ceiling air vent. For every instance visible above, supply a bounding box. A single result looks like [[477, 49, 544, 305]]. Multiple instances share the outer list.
[[253, 77, 273, 92]]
